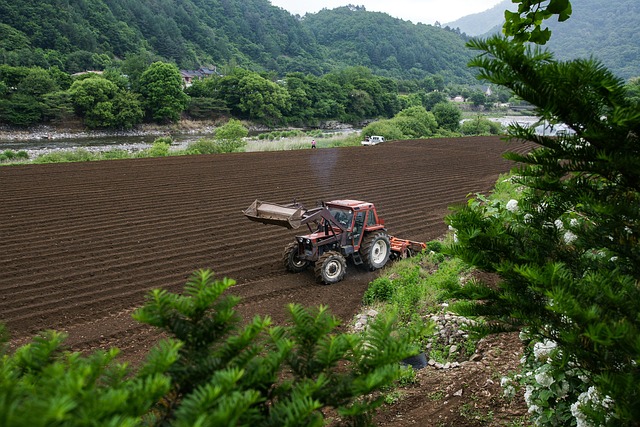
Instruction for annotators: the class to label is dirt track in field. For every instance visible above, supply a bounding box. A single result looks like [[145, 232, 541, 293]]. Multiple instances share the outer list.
[[0, 136, 529, 363]]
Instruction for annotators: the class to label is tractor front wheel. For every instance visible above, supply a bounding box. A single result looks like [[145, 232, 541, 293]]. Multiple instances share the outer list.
[[314, 251, 347, 284], [283, 242, 309, 273], [360, 232, 391, 270]]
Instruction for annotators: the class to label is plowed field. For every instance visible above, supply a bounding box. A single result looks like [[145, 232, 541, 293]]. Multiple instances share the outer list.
[[0, 136, 528, 363]]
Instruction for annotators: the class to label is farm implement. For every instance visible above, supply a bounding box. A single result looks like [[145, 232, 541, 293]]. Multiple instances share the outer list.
[[243, 199, 426, 284]]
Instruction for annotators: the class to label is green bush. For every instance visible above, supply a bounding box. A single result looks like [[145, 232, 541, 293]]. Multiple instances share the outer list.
[[447, 36, 640, 425], [426, 240, 443, 253], [461, 116, 503, 135], [33, 149, 96, 163], [2, 150, 16, 159], [363, 277, 394, 304], [361, 119, 405, 141], [142, 141, 171, 157], [0, 270, 427, 426], [186, 138, 220, 154]]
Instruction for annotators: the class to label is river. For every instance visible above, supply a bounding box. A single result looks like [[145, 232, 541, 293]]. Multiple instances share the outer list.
[[0, 116, 540, 159]]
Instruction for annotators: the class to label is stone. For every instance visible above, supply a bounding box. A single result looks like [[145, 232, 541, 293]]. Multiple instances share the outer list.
[[453, 389, 463, 397]]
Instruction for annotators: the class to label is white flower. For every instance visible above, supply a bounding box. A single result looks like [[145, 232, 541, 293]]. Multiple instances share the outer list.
[[503, 385, 516, 398], [533, 339, 557, 361], [535, 371, 555, 387], [500, 376, 511, 387], [524, 213, 533, 223], [554, 219, 564, 230], [528, 404, 541, 414], [524, 385, 534, 405], [506, 199, 519, 212], [570, 218, 579, 227], [610, 256, 618, 262], [564, 231, 578, 244]]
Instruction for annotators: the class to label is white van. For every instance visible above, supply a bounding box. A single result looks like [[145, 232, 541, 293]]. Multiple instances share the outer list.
[[361, 135, 385, 146]]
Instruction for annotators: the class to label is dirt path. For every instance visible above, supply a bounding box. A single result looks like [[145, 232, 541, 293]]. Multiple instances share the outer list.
[[0, 136, 531, 424]]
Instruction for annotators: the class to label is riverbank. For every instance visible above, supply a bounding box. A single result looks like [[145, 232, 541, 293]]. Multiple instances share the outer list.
[[0, 120, 221, 143], [0, 118, 361, 143]]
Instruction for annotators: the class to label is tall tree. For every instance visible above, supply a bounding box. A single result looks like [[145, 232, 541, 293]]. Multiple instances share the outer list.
[[138, 62, 188, 123]]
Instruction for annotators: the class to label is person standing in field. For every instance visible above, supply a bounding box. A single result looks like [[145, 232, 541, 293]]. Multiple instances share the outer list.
[[311, 139, 316, 149]]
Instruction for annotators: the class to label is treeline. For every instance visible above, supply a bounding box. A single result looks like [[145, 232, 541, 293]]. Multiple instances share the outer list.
[[0, 60, 511, 129], [0, 0, 474, 81]]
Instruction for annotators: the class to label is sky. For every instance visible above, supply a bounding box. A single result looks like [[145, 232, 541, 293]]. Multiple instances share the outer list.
[[269, 0, 505, 25]]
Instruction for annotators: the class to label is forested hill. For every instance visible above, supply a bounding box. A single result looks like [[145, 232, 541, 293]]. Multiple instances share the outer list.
[[544, 0, 640, 79], [0, 0, 321, 74], [0, 0, 474, 81], [449, 0, 639, 80], [302, 7, 474, 81]]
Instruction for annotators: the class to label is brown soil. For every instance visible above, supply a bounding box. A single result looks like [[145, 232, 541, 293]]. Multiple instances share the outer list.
[[0, 136, 531, 425]]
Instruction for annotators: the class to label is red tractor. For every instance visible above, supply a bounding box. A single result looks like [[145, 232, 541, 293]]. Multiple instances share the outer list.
[[244, 199, 426, 284]]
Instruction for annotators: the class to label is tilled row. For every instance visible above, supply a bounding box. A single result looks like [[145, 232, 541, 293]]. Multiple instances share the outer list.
[[0, 137, 528, 360]]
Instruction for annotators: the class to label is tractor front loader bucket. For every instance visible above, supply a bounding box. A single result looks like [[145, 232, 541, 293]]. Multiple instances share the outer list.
[[243, 200, 306, 229]]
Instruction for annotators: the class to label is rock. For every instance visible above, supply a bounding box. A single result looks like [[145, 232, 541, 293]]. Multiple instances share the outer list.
[[453, 389, 463, 397], [469, 353, 482, 362]]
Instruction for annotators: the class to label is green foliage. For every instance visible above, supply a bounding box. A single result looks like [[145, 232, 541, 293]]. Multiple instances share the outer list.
[[303, 6, 474, 81], [363, 251, 466, 322], [503, 0, 573, 44], [461, 116, 503, 135], [33, 149, 96, 164], [68, 75, 143, 129], [361, 119, 405, 141], [392, 106, 438, 138], [361, 105, 438, 141], [214, 118, 248, 142], [142, 141, 171, 157], [626, 76, 640, 104], [447, 35, 640, 425], [138, 62, 189, 123], [0, 269, 429, 425], [188, 119, 248, 154], [0, 150, 28, 163], [432, 101, 462, 132], [0, 330, 177, 427], [133, 269, 426, 425]]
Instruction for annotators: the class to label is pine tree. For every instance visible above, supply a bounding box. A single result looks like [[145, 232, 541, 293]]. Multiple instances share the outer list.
[[445, 36, 640, 424]]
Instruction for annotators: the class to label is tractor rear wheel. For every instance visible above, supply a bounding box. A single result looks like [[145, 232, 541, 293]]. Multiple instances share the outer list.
[[314, 251, 347, 284], [283, 242, 309, 273], [360, 232, 391, 270]]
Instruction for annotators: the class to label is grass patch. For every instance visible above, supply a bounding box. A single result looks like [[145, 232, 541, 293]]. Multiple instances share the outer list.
[[246, 131, 360, 151], [363, 243, 469, 322]]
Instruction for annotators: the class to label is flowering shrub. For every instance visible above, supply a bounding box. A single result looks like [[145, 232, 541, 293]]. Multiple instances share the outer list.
[[502, 331, 616, 426], [445, 36, 640, 426]]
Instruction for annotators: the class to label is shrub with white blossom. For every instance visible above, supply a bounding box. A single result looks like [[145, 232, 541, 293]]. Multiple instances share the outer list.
[[444, 34, 640, 426]]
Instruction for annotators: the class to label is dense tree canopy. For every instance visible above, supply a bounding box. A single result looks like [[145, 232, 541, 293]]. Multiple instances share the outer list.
[[138, 62, 189, 123], [0, 0, 478, 81]]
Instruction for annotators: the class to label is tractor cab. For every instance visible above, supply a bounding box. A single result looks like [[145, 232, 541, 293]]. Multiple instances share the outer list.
[[323, 200, 385, 250]]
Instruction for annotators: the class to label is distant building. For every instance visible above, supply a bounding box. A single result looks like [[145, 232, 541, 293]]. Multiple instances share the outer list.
[[452, 95, 465, 103], [180, 66, 219, 87]]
